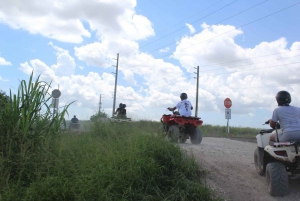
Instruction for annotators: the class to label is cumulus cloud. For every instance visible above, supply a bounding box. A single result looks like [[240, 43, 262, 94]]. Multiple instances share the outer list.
[[0, 56, 11, 66], [172, 23, 300, 115], [186, 23, 195, 34], [0, 0, 154, 43]]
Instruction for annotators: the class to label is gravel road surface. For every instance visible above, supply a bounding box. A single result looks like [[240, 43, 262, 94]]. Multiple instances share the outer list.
[[180, 137, 300, 201]]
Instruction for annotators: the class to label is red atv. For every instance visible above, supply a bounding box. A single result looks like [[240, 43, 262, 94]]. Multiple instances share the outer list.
[[161, 110, 203, 144]]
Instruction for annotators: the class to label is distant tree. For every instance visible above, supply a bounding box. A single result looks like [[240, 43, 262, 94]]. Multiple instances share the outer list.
[[90, 111, 108, 122], [0, 90, 9, 111]]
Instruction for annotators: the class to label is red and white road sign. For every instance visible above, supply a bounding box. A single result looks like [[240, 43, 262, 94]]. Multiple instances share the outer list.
[[224, 98, 232, 108]]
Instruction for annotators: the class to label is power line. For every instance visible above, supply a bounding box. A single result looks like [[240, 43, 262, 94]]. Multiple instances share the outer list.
[[128, 53, 300, 90], [148, 61, 300, 91], [122, 1, 300, 71], [172, 1, 300, 56], [200, 61, 300, 77], [125, 0, 239, 54], [197, 48, 300, 70], [199, 54, 300, 73], [121, 0, 227, 56]]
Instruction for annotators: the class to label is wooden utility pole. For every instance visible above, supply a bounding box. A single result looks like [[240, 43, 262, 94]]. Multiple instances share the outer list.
[[112, 53, 119, 117], [194, 66, 199, 117]]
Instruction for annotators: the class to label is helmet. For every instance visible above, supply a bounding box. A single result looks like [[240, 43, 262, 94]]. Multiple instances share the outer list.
[[180, 93, 188, 100], [275, 91, 291, 105]]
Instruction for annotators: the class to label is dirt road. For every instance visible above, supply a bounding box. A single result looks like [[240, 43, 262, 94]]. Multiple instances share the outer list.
[[180, 137, 300, 201]]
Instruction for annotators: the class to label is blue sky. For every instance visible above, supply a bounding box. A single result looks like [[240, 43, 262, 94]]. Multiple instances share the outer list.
[[0, 0, 300, 128]]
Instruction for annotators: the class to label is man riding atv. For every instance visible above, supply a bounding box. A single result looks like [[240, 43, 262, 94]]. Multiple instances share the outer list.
[[167, 92, 193, 116], [267, 91, 300, 142], [71, 115, 79, 123], [114, 103, 127, 118]]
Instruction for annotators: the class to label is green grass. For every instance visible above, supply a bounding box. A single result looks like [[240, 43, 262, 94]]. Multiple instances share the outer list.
[[0, 121, 218, 201], [0, 71, 261, 200], [201, 124, 261, 138]]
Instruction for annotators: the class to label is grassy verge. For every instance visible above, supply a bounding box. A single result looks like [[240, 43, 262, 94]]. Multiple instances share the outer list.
[[0, 121, 219, 201], [200, 124, 261, 138]]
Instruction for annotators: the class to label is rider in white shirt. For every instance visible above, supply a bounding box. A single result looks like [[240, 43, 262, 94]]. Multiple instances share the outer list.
[[268, 91, 300, 142], [168, 93, 193, 116]]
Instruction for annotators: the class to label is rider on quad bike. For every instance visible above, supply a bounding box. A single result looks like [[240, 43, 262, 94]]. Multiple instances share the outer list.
[[167, 92, 193, 116], [114, 103, 127, 118], [268, 91, 300, 142], [162, 93, 202, 144], [254, 91, 300, 196], [70, 115, 80, 129]]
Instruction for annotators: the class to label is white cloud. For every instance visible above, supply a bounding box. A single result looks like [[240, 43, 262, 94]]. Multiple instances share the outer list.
[[0, 56, 11, 66], [159, 47, 170, 53], [0, 76, 8, 81], [186, 23, 195, 34], [171, 23, 300, 115], [0, 0, 154, 43]]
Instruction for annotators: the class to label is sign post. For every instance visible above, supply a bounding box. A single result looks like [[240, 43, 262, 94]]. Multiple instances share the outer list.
[[52, 89, 61, 117], [224, 98, 232, 138]]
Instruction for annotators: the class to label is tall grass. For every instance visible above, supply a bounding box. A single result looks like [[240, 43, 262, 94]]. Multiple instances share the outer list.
[[0, 73, 218, 200], [0, 121, 218, 200], [0, 72, 71, 189], [200, 124, 260, 138]]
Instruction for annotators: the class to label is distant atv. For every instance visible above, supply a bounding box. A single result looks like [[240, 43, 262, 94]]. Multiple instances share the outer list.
[[254, 121, 300, 196], [69, 122, 80, 130], [161, 110, 203, 144]]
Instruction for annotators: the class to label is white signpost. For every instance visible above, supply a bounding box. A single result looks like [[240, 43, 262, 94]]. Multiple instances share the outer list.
[[224, 98, 232, 137], [51, 89, 61, 116]]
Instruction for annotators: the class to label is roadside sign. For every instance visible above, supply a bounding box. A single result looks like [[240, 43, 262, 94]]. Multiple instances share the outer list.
[[224, 98, 232, 108], [52, 89, 61, 98], [225, 108, 231, 119]]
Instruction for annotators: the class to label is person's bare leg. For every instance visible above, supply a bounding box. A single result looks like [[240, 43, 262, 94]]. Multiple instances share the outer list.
[[269, 133, 276, 142]]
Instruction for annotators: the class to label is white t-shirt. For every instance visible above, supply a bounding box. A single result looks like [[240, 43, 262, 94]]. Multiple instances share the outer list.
[[271, 105, 300, 132], [175, 99, 193, 116]]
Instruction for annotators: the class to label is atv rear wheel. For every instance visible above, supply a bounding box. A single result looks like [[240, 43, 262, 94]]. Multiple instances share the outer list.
[[266, 162, 289, 196], [254, 147, 265, 175], [167, 125, 179, 143], [190, 127, 202, 144]]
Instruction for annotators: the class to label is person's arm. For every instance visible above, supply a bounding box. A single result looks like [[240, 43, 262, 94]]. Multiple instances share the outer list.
[[269, 109, 279, 129], [168, 107, 176, 111], [269, 119, 276, 129]]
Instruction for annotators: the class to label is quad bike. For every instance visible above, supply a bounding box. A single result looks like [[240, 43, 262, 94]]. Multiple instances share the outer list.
[[69, 122, 80, 129], [254, 121, 300, 196], [161, 110, 203, 144], [110, 115, 132, 122]]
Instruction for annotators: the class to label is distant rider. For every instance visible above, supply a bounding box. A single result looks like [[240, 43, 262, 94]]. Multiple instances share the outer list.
[[71, 115, 79, 123], [268, 91, 300, 142], [114, 103, 127, 118], [168, 93, 193, 116]]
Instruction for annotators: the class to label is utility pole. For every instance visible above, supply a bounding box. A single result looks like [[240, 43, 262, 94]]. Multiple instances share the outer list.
[[194, 66, 199, 117], [98, 94, 102, 113], [112, 53, 119, 117]]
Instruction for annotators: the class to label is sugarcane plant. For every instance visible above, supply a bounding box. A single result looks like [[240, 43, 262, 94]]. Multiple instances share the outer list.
[[0, 72, 73, 183]]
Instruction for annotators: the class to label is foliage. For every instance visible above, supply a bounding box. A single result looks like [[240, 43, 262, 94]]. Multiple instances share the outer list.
[[90, 111, 108, 122], [0, 72, 73, 187], [0, 119, 219, 201], [201, 124, 261, 138]]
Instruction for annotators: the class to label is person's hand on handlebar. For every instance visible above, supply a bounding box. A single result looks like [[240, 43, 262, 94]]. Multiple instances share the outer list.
[[167, 107, 176, 111]]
